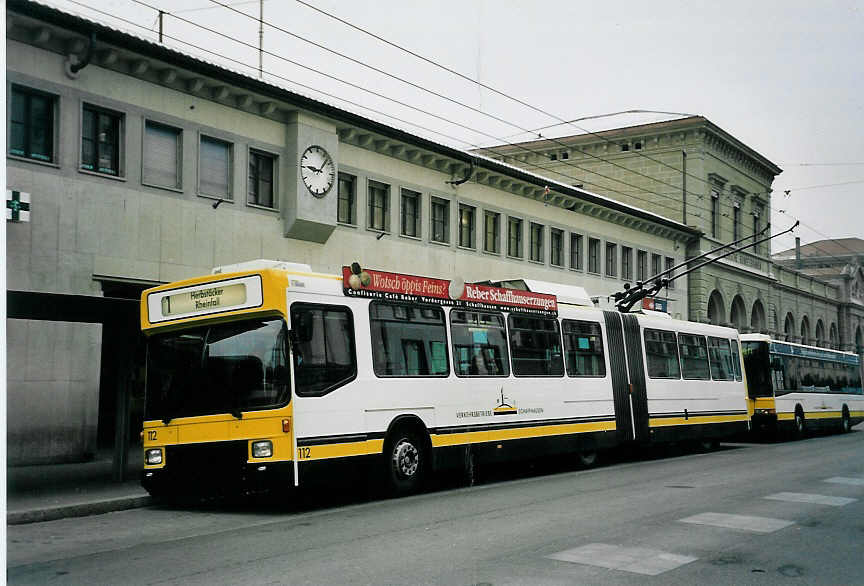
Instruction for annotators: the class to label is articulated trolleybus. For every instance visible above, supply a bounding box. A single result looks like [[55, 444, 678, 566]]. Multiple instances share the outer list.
[[141, 260, 749, 497], [741, 334, 864, 436]]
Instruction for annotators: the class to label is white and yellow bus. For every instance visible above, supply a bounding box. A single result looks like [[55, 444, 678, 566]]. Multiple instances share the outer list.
[[740, 334, 864, 436], [141, 260, 750, 497]]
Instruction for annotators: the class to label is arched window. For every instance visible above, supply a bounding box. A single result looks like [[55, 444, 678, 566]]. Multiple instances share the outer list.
[[784, 312, 795, 342], [730, 295, 747, 330], [751, 299, 766, 333], [707, 290, 724, 325], [800, 316, 811, 346]]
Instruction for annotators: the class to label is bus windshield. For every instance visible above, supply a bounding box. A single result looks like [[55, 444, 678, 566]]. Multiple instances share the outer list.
[[145, 318, 290, 421], [741, 341, 773, 398]]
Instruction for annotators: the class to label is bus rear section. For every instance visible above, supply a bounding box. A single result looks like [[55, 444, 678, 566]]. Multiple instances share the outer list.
[[740, 337, 779, 433], [140, 266, 300, 498]]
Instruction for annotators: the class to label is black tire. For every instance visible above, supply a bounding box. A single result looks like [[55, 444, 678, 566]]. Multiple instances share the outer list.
[[385, 429, 427, 495], [793, 409, 806, 439], [697, 439, 719, 452], [841, 407, 851, 434], [577, 450, 598, 468]]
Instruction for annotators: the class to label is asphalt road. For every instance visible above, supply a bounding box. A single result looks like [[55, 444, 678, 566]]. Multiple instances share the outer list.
[[8, 430, 864, 585]]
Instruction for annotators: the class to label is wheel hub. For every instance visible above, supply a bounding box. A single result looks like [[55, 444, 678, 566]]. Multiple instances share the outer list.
[[393, 441, 419, 478]]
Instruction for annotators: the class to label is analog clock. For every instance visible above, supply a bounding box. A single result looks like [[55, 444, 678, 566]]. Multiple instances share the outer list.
[[300, 145, 335, 197]]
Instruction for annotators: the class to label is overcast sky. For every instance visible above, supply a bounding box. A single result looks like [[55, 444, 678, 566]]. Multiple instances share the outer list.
[[50, 0, 864, 255]]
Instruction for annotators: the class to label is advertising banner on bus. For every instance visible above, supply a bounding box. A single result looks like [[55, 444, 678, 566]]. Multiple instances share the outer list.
[[342, 266, 557, 316]]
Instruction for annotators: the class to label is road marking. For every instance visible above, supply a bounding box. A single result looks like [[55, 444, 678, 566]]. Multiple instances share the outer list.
[[764, 492, 857, 506], [824, 477, 864, 487], [678, 512, 794, 533], [547, 543, 697, 576]]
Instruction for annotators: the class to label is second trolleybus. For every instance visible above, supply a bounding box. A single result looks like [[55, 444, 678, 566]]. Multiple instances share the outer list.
[[140, 260, 751, 497], [741, 333, 864, 436]]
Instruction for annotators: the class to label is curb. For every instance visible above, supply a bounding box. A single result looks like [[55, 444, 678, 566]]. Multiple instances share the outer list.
[[7, 495, 153, 525]]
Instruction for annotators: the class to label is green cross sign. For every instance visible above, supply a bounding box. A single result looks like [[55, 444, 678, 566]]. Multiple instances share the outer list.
[[6, 190, 31, 222]]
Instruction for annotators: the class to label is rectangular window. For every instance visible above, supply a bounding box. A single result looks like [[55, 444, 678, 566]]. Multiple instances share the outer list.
[[290, 304, 357, 396], [708, 336, 734, 381], [588, 238, 601, 273], [82, 104, 122, 176], [570, 233, 583, 270], [651, 253, 662, 279], [621, 247, 633, 281], [368, 180, 389, 231], [665, 257, 675, 289], [730, 339, 742, 381], [550, 228, 564, 267], [678, 333, 710, 380], [450, 310, 509, 376], [143, 121, 182, 190], [508, 314, 563, 376], [458, 204, 476, 248], [401, 188, 420, 237], [605, 242, 617, 277], [710, 190, 719, 238], [484, 211, 500, 254], [430, 197, 449, 243], [563, 320, 606, 377], [530, 223, 544, 262], [508, 217, 523, 258], [637, 250, 648, 281], [199, 135, 232, 198], [644, 329, 681, 379], [248, 149, 276, 208], [370, 302, 448, 376], [733, 204, 741, 241], [9, 86, 55, 163], [337, 172, 356, 224], [753, 209, 762, 254]]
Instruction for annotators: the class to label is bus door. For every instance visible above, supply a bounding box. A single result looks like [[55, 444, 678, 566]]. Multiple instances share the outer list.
[[288, 301, 359, 484], [604, 311, 650, 443]]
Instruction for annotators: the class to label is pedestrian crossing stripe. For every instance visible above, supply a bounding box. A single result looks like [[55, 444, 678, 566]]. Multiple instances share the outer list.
[[6, 190, 31, 222]]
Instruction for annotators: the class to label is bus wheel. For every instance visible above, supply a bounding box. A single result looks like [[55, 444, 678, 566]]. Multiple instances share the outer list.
[[841, 407, 851, 434], [577, 450, 598, 468], [794, 409, 806, 439], [385, 430, 426, 495]]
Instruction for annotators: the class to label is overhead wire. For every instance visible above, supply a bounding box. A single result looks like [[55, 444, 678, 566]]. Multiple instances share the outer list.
[[123, 0, 703, 219], [72, 0, 856, 266], [286, 0, 863, 259]]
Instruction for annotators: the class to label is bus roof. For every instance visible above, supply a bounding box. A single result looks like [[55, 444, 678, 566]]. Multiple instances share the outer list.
[[741, 334, 859, 361]]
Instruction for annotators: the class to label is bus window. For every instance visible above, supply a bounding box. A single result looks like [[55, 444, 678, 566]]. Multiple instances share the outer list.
[[291, 304, 356, 396], [678, 333, 710, 380], [562, 320, 606, 377], [145, 318, 290, 420], [644, 329, 681, 379], [741, 341, 773, 397], [370, 302, 449, 377], [507, 314, 564, 377], [450, 310, 509, 377], [707, 336, 734, 381], [730, 340, 742, 381]]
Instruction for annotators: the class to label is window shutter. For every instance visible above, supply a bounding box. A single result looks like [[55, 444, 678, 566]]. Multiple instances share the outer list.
[[144, 123, 180, 188], [200, 137, 231, 198]]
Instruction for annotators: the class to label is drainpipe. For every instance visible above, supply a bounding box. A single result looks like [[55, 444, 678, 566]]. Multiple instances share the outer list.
[[682, 150, 687, 225], [795, 237, 802, 269]]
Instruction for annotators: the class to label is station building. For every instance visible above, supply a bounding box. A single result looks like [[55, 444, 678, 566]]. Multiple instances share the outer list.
[[6, 1, 695, 465], [476, 119, 862, 353]]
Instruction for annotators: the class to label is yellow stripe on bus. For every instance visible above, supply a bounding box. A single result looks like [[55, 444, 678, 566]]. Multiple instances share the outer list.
[[649, 414, 749, 428]]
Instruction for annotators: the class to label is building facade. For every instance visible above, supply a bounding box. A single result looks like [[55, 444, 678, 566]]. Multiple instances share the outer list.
[[476, 118, 860, 358], [6, 1, 695, 464], [773, 238, 864, 352]]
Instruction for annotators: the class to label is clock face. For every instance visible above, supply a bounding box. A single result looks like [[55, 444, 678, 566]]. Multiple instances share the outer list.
[[300, 145, 335, 197]]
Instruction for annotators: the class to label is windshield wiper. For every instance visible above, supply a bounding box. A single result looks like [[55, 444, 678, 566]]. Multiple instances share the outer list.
[[229, 408, 243, 420], [162, 415, 173, 424]]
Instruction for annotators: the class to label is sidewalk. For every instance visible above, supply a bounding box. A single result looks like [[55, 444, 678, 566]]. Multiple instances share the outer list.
[[7, 449, 152, 525]]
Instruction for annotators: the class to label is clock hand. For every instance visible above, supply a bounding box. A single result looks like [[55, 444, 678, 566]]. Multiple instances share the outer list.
[[303, 164, 323, 173]]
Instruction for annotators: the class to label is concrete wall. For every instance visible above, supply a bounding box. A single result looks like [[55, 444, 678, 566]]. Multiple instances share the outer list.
[[6, 319, 102, 465]]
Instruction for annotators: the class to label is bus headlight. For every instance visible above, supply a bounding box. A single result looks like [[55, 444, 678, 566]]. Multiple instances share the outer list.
[[252, 440, 273, 458], [145, 448, 163, 465]]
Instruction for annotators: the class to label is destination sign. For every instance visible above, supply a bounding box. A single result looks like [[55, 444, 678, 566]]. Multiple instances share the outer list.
[[342, 267, 557, 315], [161, 283, 247, 316], [147, 275, 263, 324]]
